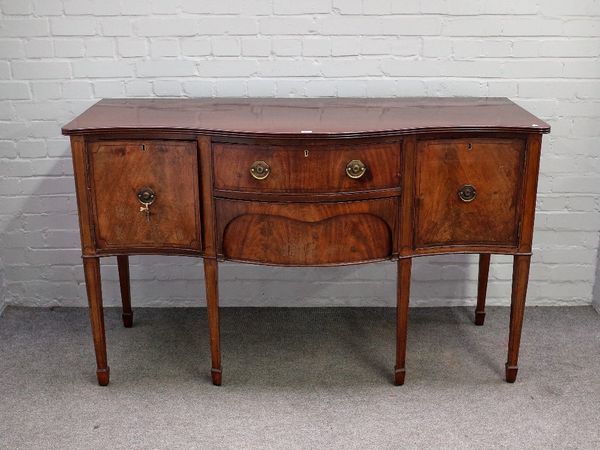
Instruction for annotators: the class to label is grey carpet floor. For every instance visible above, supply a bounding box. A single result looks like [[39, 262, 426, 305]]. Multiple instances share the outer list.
[[0, 306, 598, 450]]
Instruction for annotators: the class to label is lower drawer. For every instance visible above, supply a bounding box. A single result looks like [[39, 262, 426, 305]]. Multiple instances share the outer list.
[[216, 198, 398, 265]]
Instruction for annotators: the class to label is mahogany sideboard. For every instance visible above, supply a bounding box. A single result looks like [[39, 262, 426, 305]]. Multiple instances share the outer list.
[[62, 98, 550, 386]]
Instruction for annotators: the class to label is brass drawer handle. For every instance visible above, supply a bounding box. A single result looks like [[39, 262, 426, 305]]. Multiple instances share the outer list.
[[137, 187, 156, 221], [458, 184, 477, 202], [250, 160, 270, 180], [346, 159, 367, 179]]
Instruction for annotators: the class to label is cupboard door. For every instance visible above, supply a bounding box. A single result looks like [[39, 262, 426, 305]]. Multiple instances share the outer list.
[[414, 138, 525, 249], [89, 140, 201, 252]]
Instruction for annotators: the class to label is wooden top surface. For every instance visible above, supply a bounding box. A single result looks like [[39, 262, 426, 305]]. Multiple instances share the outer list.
[[62, 97, 550, 137]]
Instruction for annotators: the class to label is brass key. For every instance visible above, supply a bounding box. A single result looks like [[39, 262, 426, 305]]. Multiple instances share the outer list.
[[139, 202, 151, 222], [136, 187, 156, 222]]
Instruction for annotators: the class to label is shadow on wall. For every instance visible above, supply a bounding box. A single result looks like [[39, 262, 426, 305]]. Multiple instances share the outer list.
[[592, 232, 600, 314], [1, 144, 86, 308], [216, 256, 477, 308], [0, 256, 6, 315]]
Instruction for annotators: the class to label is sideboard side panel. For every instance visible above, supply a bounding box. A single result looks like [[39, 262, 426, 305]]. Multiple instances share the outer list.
[[70, 135, 96, 255], [518, 133, 543, 254]]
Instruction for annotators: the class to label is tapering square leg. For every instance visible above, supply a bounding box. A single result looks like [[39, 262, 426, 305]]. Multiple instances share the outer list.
[[475, 254, 491, 326], [395, 258, 412, 386], [117, 255, 133, 328], [83, 257, 110, 386], [204, 258, 222, 386], [505, 254, 531, 383]]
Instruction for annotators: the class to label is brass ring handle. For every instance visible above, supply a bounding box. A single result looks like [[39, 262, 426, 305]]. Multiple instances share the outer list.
[[458, 184, 477, 202], [250, 160, 270, 180], [346, 159, 367, 179]]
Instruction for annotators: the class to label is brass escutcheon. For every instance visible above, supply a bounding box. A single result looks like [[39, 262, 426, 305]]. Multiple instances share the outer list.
[[345, 159, 367, 179], [458, 184, 477, 202], [136, 187, 156, 222], [250, 160, 270, 180], [136, 187, 156, 205]]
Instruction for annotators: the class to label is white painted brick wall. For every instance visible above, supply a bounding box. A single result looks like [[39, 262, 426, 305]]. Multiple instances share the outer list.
[[1, 0, 599, 309]]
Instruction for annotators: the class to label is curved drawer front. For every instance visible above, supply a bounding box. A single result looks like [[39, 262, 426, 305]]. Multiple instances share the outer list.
[[89, 140, 201, 252], [414, 137, 525, 249], [213, 141, 401, 194], [216, 198, 398, 265]]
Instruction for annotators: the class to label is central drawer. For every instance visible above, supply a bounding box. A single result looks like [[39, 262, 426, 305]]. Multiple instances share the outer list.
[[216, 198, 398, 265], [213, 141, 401, 194]]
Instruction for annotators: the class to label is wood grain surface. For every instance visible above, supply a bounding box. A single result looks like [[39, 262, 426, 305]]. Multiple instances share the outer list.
[[213, 140, 401, 193], [62, 98, 551, 138], [217, 197, 398, 265], [89, 140, 201, 252], [414, 137, 525, 248]]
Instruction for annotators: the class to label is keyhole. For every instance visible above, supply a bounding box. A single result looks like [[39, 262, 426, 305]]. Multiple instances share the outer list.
[[304, 149, 309, 157], [141, 144, 146, 151], [467, 143, 472, 150]]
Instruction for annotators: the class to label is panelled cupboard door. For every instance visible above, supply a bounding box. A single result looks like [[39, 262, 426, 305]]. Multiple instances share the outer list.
[[414, 137, 526, 249], [88, 140, 202, 252]]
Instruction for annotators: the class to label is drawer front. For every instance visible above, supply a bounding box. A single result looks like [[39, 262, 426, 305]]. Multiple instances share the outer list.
[[216, 198, 398, 265], [213, 141, 401, 194], [89, 140, 201, 252], [414, 138, 525, 248]]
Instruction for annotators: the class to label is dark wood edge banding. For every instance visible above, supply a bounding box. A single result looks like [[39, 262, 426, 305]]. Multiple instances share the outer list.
[[63, 126, 550, 138], [216, 255, 398, 267], [214, 187, 402, 203]]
